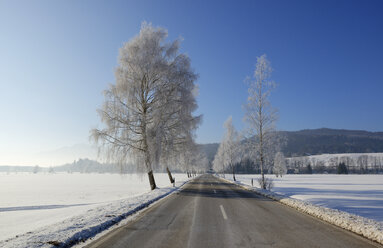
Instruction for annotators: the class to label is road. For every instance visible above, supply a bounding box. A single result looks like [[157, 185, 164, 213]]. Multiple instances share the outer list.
[[86, 174, 381, 248]]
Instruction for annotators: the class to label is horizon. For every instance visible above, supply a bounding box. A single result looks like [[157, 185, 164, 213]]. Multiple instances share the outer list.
[[2, 126, 383, 167], [1, 0, 382, 166]]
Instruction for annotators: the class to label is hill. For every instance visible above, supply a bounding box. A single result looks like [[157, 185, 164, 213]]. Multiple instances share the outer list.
[[281, 128, 383, 157], [199, 128, 383, 160]]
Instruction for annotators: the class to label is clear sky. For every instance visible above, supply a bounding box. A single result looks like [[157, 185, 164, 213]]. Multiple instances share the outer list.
[[1, 0, 382, 165]]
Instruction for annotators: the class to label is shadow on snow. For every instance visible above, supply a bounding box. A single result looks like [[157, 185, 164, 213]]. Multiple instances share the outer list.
[[0, 203, 92, 212]]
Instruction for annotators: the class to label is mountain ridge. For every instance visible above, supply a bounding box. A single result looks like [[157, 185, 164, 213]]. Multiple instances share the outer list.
[[199, 128, 383, 160]]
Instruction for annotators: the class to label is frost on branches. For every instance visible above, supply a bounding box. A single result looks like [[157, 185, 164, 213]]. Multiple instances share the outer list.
[[213, 116, 241, 181], [273, 152, 287, 177], [244, 54, 278, 189], [91, 23, 201, 190]]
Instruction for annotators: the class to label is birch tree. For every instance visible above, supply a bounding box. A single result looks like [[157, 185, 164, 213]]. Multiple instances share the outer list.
[[273, 152, 287, 177], [244, 54, 277, 189], [149, 46, 201, 183], [188, 147, 209, 176], [212, 139, 226, 177], [212, 116, 241, 181], [177, 138, 205, 177], [91, 23, 199, 190]]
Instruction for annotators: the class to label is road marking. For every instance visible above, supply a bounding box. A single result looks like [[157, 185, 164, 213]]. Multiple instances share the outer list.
[[214, 190, 216, 193], [220, 205, 228, 220]]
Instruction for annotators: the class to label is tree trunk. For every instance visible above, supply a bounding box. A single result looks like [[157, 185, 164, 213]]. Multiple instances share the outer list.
[[260, 155, 265, 189], [148, 170, 156, 190], [259, 133, 266, 189], [232, 165, 236, 181], [260, 165, 265, 189], [144, 151, 156, 190], [166, 167, 175, 183]]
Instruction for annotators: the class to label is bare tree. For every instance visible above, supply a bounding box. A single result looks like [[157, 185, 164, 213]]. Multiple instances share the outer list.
[[213, 116, 241, 181], [91, 23, 199, 190], [357, 155, 368, 173], [177, 139, 205, 177], [244, 54, 277, 189], [149, 52, 201, 183], [212, 138, 226, 177], [189, 148, 209, 176], [273, 152, 287, 177], [163, 131, 201, 181]]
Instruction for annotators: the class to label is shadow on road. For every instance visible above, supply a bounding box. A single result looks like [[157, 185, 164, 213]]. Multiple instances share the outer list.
[[179, 179, 271, 200], [187, 181, 229, 186]]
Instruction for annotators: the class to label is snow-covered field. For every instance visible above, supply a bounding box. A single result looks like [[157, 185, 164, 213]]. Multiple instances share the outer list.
[[221, 174, 383, 244], [3, 173, 383, 247], [0, 172, 189, 247], [225, 174, 383, 223]]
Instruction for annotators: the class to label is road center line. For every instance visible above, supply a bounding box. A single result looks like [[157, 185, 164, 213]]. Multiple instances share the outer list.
[[220, 205, 228, 220]]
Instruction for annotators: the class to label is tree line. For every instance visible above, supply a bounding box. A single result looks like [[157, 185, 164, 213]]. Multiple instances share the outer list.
[[215, 153, 383, 175], [286, 154, 383, 174]]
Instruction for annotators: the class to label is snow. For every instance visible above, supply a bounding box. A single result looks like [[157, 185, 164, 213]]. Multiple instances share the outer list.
[[0, 172, 190, 248], [220, 174, 383, 245], [3, 172, 383, 246]]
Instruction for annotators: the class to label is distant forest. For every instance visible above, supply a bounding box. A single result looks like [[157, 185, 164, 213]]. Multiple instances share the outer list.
[[199, 128, 383, 174], [200, 128, 383, 160]]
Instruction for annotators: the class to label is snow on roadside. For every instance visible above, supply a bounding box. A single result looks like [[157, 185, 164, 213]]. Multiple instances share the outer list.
[[0, 177, 191, 248], [218, 175, 383, 245]]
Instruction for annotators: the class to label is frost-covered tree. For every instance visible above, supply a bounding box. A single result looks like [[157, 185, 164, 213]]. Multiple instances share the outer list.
[[244, 54, 278, 189], [196, 152, 209, 173], [189, 149, 209, 175], [273, 152, 287, 177], [158, 89, 201, 183], [91, 23, 199, 190], [357, 155, 368, 173], [212, 139, 226, 177], [177, 139, 206, 177], [213, 116, 241, 181]]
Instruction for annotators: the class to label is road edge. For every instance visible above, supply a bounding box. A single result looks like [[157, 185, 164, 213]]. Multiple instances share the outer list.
[[70, 175, 201, 248], [215, 174, 383, 245]]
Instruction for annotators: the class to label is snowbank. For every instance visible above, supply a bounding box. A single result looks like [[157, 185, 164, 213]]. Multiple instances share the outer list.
[[0, 176, 191, 248], [228, 174, 383, 222], [218, 175, 383, 245]]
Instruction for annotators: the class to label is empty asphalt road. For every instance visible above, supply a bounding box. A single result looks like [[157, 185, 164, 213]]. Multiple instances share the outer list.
[[86, 174, 382, 248]]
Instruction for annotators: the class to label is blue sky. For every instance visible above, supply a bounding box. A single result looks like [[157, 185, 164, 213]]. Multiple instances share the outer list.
[[1, 0, 382, 165]]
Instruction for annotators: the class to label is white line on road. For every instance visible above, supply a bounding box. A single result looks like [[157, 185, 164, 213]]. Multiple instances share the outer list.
[[220, 205, 228, 220], [214, 190, 216, 194]]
